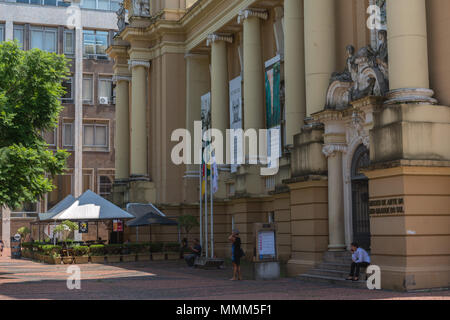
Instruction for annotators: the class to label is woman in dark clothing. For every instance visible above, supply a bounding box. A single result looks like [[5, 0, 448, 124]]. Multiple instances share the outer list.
[[228, 230, 242, 281]]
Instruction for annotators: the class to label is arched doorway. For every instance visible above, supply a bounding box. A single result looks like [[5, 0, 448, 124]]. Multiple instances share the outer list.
[[351, 144, 371, 250]]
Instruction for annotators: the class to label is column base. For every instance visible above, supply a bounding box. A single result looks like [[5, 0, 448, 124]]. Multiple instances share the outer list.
[[327, 244, 346, 251], [385, 88, 437, 105]]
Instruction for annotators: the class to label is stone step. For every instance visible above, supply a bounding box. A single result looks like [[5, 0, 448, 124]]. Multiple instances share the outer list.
[[298, 273, 367, 289], [319, 262, 354, 272], [308, 268, 367, 279]]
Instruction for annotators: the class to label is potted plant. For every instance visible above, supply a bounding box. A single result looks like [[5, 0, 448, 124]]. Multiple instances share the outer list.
[[121, 243, 137, 262], [89, 244, 106, 263], [105, 244, 122, 263], [73, 246, 90, 264], [165, 242, 181, 260], [136, 243, 151, 261], [150, 242, 165, 261], [21, 242, 33, 259], [41, 245, 62, 264]]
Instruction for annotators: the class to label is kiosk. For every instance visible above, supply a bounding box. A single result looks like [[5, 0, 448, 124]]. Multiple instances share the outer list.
[[253, 223, 280, 280]]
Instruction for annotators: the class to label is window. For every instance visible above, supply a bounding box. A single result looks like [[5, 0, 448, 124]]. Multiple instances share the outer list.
[[30, 27, 57, 53], [82, 76, 93, 104], [98, 77, 113, 104], [62, 77, 73, 102], [63, 122, 74, 147], [64, 29, 75, 55], [12, 202, 38, 218], [80, 0, 120, 11], [42, 128, 57, 146], [0, 24, 4, 42], [13, 25, 24, 49], [83, 30, 108, 59], [13, 0, 68, 5], [99, 176, 112, 198], [83, 124, 108, 147]]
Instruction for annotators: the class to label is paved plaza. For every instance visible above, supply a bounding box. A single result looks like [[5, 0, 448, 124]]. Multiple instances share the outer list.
[[0, 257, 448, 300]]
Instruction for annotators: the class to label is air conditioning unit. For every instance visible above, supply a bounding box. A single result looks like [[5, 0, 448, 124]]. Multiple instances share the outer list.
[[99, 97, 109, 105]]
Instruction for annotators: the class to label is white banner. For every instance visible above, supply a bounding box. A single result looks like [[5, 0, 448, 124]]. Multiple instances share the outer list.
[[229, 76, 243, 173]]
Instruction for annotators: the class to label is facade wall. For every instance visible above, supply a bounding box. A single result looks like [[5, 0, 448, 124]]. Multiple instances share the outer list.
[[107, 0, 450, 291]]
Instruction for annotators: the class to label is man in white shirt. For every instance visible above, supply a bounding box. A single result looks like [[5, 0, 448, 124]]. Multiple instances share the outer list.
[[346, 242, 371, 281]]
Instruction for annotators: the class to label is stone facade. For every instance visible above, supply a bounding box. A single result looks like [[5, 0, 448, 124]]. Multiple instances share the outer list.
[[108, 0, 450, 291]]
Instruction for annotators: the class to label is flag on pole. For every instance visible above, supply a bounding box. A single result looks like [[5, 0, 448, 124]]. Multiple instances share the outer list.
[[211, 154, 218, 194]]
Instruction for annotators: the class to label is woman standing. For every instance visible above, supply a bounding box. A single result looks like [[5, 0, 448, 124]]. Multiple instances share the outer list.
[[228, 230, 242, 281]]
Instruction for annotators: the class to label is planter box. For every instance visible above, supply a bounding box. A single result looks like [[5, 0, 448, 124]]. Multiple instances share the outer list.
[[166, 252, 180, 260], [46, 256, 61, 265], [74, 256, 89, 264], [106, 255, 121, 263], [151, 252, 165, 261], [121, 255, 136, 263], [90, 256, 105, 264], [137, 254, 151, 262], [62, 256, 73, 264]]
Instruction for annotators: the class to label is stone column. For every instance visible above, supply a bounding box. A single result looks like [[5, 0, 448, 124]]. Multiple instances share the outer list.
[[184, 53, 210, 201], [207, 34, 233, 138], [385, 0, 436, 104], [323, 143, 346, 251], [1, 206, 10, 256], [114, 75, 131, 180], [284, 0, 306, 146], [304, 0, 336, 116], [239, 8, 268, 131], [129, 59, 150, 178]]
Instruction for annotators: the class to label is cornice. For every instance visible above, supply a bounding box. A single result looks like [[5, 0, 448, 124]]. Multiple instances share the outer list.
[[237, 8, 269, 24]]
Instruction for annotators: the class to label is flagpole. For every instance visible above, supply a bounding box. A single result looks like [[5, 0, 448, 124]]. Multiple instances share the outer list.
[[204, 164, 208, 259], [210, 164, 214, 259], [199, 163, 203, 256]]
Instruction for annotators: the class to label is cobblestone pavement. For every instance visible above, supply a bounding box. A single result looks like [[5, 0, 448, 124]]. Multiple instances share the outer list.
[[0, 257, 448, 300]]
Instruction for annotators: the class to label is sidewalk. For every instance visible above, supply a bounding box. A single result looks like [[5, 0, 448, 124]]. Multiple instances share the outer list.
[[0, 256, 448, 300]]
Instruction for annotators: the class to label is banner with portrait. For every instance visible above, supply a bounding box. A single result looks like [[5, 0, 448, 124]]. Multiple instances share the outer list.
[[229, 76, 243, 173]]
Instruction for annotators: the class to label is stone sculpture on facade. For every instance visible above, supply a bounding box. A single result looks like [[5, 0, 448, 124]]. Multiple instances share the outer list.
[[116, 2, 129, 32], [130, 0, 150, 18], [325, 31, 389, 110]]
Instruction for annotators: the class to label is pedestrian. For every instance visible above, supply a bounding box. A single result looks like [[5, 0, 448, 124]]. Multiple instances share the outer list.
[[184, 238, 201, 267], [346, 242, 371, 281], [228, 230, 243, 281]]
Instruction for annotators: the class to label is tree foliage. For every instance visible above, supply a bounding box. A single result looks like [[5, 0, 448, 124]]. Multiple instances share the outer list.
[[0, 41, 69, 209], [178, 215, 199, 237]]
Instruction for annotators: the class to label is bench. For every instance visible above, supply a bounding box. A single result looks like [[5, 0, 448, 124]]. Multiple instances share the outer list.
[[194, 257, 225, 269]]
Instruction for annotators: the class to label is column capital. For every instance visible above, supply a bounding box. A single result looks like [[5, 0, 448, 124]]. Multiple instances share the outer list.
[[128, 59, 151, 70], [237, 8, 268, 24], [322, 143, 347, 158], [113, 74, 132, 83], [206, 33, 234, 46]]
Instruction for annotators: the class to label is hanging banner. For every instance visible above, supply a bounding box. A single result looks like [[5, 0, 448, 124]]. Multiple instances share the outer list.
[[79, 221, 89, 234], [113, 219, 123, 232], [265, 55, 282, 167], [201, 92, 211, 136], [229, 76, 243, 173], [265, 55, 281, 129]]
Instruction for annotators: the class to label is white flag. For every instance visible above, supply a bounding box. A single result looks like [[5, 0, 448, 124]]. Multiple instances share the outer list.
[[212, 154, 219, 194]]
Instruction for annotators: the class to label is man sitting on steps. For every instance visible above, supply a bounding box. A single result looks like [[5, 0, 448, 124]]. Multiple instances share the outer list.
[[346, 242, 371, 282]]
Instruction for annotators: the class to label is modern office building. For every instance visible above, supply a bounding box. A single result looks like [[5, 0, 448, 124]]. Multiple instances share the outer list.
[[0, 0, 118, 245], [109, 0, 450, 291]]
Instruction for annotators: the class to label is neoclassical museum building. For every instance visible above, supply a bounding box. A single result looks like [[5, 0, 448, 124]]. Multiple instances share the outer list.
[[108, 0, 450, 291]]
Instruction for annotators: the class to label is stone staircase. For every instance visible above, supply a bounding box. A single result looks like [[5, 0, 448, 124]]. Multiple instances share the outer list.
[[298, 251, 368, 289]]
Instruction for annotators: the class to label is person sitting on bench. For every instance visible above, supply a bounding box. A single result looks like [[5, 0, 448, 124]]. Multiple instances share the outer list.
[[184, 238, 202, 267], [347, 242, 370, 281]]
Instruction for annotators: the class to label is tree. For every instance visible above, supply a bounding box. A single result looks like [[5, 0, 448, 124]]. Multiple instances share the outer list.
[[17, 226, 31, 243], [0, 41, 69, 209], [178, 215, 199, 239], [54, 220, 79, 244]]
